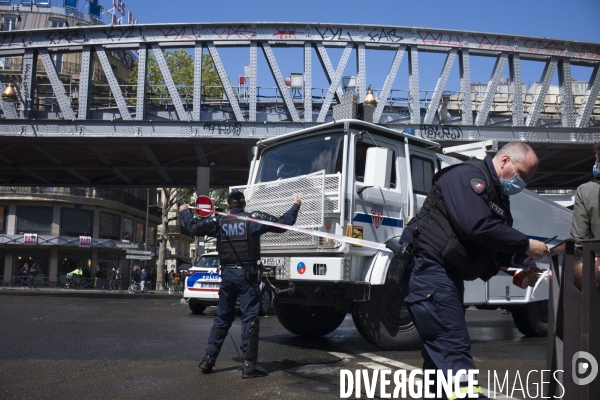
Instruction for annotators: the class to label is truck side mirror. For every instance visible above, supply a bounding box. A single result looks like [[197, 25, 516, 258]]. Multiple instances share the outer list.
[[364, 147, 393, 188]]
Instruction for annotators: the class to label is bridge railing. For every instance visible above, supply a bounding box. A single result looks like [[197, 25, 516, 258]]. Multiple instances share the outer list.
[[0, 22, 597, 132]]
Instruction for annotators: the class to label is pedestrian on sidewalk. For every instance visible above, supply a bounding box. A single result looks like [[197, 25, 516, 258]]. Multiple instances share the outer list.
[[19, 263, 29, 286], [140, 268, 148, 293], [109, 266, 118, 291], [94, 266, 101, 289], [28, 264, 37, 288]]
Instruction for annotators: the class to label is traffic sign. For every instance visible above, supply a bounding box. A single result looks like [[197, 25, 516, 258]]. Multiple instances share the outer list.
[[126, 255, 153, 260], [116, 243, 139, 249], [195, 195, 214, 217], [126, 250, 153, 255]]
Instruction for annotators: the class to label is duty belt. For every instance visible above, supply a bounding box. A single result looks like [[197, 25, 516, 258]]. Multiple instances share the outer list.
[[223, 262, 256, 269]]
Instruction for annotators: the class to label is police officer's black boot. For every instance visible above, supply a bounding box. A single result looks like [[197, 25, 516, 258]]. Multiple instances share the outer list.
[[199, 354, 216, 374], [241, 317, 268, 378]]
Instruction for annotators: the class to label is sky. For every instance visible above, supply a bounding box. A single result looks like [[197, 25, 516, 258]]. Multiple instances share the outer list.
[[92, 0, 600, 95]]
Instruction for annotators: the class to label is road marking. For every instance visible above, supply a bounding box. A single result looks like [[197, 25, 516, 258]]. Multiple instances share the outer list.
[[357, 353, 521, 400], [357, 362, 391, 370], [359, 352, 420, 371], [328, 351, 354, 359]]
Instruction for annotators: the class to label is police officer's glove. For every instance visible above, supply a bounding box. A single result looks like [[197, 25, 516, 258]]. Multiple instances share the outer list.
[[250, 211, 278, 223]]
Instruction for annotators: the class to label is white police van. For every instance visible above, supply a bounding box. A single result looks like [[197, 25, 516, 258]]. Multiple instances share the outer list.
[[184, 252, 273, 315]]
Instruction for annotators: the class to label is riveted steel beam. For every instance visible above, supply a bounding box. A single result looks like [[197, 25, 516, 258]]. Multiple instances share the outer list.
[[424, 48, 457, 125], [576, 65, 600, 128], [78, 46, 93, 120], [475, 53, 508, 126], [0, 74, 18, 120], [151, 43, 187, 121], [195, 145, 209, 167], [32, 144, 89, 183], [316, 42, 353, 123], [39, 49, 76, 120], [315, 42, 345, 104], [87, 145, 132, 184], [356, 43, 366, 102], [20, 49, 37, 119], [459, 49, 473, 125], [558, 59, 575, 128], [526, 58, 558, 127], [95, 46, 132, 121], [509, 53, 524, 126], [261, 41, 300, 123], [249, 41, 257, 122], [206, 41, 244, 122], [192, 42, 203, 122], [373, 45, 405, 124], [141, 144, 173, 184], [136, 44, 147, 121], [408, 46, 420, 124], [304, 41, 312, 122]]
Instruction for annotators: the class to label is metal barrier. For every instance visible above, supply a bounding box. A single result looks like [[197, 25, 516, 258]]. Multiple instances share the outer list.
[[548, 239, 600, 398], [10, 275, 52, 287]]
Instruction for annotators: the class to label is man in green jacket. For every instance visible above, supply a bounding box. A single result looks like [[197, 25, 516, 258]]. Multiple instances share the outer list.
[[570, 143, 600, 258]]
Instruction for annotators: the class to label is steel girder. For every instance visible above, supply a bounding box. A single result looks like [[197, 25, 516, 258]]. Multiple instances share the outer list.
[[0, 23, 596, 133]]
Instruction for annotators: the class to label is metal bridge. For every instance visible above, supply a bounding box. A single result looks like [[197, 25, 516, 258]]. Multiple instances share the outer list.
[[0, 22, 599, 188]]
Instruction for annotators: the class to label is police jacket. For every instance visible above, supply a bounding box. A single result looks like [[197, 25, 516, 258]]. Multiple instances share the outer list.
[[182, 204, 300, 265], [400, 156, 529, 281]]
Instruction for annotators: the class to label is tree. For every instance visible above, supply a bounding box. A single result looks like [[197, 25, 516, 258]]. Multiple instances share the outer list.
[[155, 187, 193, 291], [127, 49, 224, 106]]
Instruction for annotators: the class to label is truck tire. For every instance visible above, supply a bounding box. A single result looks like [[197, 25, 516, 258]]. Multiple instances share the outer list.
[[352, 282, 422, 351], [259, 289, 272, 316], [189, 300, 207, 315], [274, 299, 346, 337], [509, 300, 548, 337]]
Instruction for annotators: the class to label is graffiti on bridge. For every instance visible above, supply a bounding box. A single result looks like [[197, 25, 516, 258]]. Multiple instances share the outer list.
[[418, 125, 463, 140], [203, 122, 242, 136]]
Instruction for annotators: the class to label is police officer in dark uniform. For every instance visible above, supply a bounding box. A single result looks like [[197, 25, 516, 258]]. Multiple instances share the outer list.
[[179, 190, 301, 378], [399, 142, 548, 398]]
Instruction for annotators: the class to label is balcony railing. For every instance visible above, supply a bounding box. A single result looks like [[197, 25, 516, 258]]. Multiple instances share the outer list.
[[0, 186, 160, 216]]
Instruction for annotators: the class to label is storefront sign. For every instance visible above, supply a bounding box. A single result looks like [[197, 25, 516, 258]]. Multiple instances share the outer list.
[[79, 236, 92, 247], [24, 234, 38, 245]]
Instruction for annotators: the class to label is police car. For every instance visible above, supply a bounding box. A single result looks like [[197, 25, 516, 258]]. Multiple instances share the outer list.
[[184, 252, 272, 315]]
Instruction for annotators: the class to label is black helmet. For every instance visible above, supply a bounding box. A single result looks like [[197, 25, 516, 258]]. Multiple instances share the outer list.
[[227, 189, 245, 203]]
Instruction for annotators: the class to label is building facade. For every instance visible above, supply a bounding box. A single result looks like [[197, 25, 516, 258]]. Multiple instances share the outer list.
[[0, 186, 159, 286]]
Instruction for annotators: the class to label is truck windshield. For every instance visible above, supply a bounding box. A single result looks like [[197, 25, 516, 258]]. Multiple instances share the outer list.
[[257, 132, 344, 183]]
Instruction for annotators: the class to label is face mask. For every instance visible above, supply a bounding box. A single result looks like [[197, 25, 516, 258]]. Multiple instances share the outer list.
[[499, 161, 527, 196], [593, 162, 600, 178]]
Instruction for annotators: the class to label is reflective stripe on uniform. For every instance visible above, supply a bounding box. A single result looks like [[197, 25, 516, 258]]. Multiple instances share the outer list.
[[448, 385, 484, 400]]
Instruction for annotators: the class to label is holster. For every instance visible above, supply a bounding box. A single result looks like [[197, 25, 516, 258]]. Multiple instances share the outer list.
[[242, 264, 259, 281], [385, 239, 414, 284]]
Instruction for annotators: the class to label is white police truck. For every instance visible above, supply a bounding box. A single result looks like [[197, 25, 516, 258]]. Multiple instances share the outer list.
[[229, 119, 571, 350], [184, 252, 273, 316]]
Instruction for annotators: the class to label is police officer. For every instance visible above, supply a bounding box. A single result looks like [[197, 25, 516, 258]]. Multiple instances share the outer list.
[[179, 189, 301, 378], [399, 142, 548, 399]]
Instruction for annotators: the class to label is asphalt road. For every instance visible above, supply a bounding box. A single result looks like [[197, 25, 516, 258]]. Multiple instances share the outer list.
[[0, 291, 548, 400]]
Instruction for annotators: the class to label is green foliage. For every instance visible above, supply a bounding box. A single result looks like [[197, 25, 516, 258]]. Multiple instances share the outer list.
[[127, 49, 224, 106]]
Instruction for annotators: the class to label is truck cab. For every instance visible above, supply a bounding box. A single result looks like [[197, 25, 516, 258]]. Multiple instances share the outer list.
[[232, 120, 571, 349]]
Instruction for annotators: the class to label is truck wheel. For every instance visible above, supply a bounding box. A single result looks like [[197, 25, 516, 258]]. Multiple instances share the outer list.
[[259, 290, 272, 316], [274, 299, 346, 337], [509, 300, 548, 337], [189, 301, 207, 315], [352, 282, 422, 351]]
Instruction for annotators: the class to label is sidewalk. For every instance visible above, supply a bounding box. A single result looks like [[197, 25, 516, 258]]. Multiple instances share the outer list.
[[0, 285, 183, 300]]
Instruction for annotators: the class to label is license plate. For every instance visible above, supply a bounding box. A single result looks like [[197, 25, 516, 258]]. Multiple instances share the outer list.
[[261, 257, 285, 267], [199, 283, 219, 288]]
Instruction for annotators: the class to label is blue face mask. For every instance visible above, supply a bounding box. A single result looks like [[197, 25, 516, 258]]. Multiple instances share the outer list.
[[593, 162, 600, 178], [499, 161, 527, 196]]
